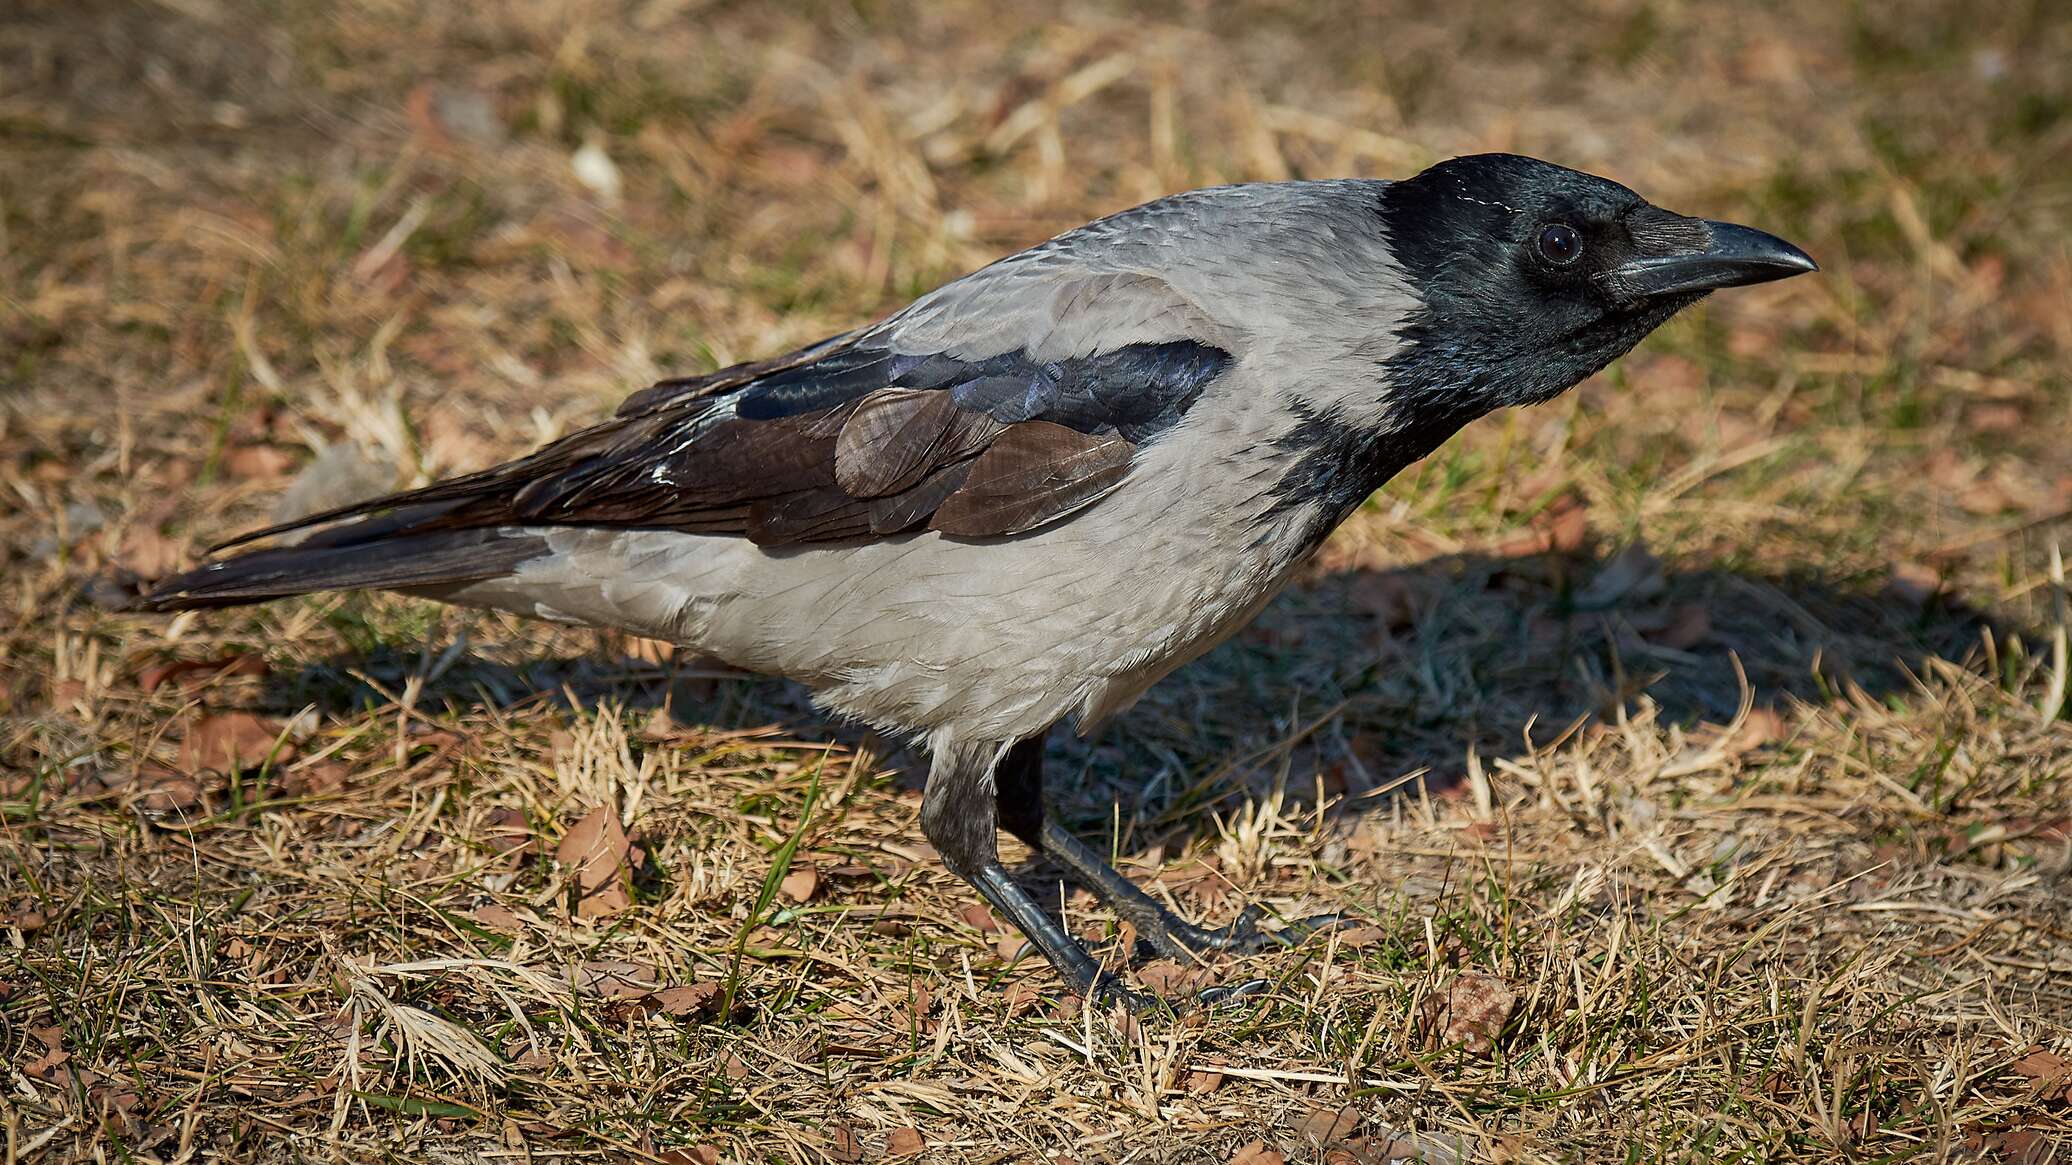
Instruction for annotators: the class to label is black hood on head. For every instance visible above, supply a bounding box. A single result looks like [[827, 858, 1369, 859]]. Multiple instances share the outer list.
[[1375, 153, 1814, 430]]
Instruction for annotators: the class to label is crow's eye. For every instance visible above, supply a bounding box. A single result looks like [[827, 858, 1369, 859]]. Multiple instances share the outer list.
[[1537, 223, 1583, 266]]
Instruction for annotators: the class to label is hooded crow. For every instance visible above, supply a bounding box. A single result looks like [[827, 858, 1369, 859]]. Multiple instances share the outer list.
[[126, 154, 1816, 1011]]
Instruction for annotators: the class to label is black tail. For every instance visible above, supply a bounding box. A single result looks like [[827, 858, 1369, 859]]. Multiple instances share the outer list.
[[116, 526, 549, 613]]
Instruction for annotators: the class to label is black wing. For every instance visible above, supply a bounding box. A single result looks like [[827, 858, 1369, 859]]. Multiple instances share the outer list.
[[212, 332, 1230, 552]]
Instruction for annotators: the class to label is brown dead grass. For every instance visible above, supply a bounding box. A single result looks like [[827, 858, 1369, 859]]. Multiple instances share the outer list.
[[4, 1, 2072, 1161]]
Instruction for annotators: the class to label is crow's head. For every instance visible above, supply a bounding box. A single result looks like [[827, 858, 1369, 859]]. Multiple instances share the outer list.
[[1377, 153, 1815, 421]]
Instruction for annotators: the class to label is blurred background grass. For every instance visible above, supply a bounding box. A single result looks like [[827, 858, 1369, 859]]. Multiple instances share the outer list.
[[3, 2, 2071, 1162]]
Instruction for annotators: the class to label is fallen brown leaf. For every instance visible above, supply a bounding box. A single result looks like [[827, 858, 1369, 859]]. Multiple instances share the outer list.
[[1226, 1140, 1286, 1165], [1421, 971, 1517, 1057], [1002, 982, 1042, 1016], [25, 1025, 69, 1082], [778, 863, 820, 903], [1992, 1130, 2053, 1165], [470, 905, 524, 932], [2011, 1047, 2071, 1095], [223, 444, 298, 479], [1496, 495, 1589, 558], [1138, 959, 1206, 997], [645, 982, 724, 1020], [958, 902, 1004, 934], [279, 760, 348, 798], [482, 806, 534, 863], [1297, 1104, 1360, 1146], [181, 711, 289, 774], [829, 1124, 865, 1163], [1333, 925, 1389, 949], [138, 769, 203, 813], [558, 805, 637, 918], [578, 960, 658, 999], [137, 653, 268, 693], [1724, 707, 1788, 756], [884, 1127, 926, 1157], [119, 525, 186, 577]]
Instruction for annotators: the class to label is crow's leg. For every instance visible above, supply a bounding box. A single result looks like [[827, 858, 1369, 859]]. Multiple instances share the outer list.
[[996, 732, 1356, 966], [920, 736, 1156, 1014]]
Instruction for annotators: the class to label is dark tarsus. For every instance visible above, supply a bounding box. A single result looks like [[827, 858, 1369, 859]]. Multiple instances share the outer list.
[[921, 729, 1353, 1012]]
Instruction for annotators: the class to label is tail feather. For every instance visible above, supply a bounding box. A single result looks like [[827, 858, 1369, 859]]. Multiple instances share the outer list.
[[120, 527, 550, 613]]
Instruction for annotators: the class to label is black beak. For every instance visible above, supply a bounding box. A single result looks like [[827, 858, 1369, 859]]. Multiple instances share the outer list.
[[1602, 216, 1819, 303]]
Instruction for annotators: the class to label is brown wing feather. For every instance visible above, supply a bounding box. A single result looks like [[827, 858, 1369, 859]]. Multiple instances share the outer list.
[[211, 336, 1182, 552], [928, 422, 1134, 537]]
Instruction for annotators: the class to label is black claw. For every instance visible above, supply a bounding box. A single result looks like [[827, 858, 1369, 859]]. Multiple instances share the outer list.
[[1267, 911, 1363, 947], [1193, 977, 1271, 1008], [1154, 907, 1361, 957], [1089, 975, 1170, 1017]]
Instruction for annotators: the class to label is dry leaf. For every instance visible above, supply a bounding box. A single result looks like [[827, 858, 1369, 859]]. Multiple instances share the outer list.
[[958, 902, 1004, 934], [1138, 960, 1205, 997], [138, 652, 269, 693], [1334, 925, 1388, 949], [482, 806, 533, 862], [1226, 1140, 1286, 1165], [657, 1147, 722, 1165], [722, 1053, 750, 1080], [1885, 561, 1944, 605], [1991, 1131, 2052, 1165], [559, 805, 636, 917], [1969, 402, 2024, 432], [1185, 1066, 1225, 1094], [2012, 1048, 2071, 1087], [884, 1127, 926, 1157], [1421, 971, 1517, 1057], [223, 444, 297, 478], [470, 905, 524, 932], [181, 711, 289, 774], [828, 1124, 865, 1163], [139, 770, 203, 813], [778, 864, 820, 903], [579, 960, 658, 999], [645, 982, 724, 1019], [1298, 1104, 1360, 1146], [1724, 707, 1788, 756], [559, 809, 627, 890], [25, 1025, 69, 1082], [1496, 496, 1588, 557], [120, 526, 186, 577], [1002, 982, 1042, 1016], [280, 760, 348, 797]]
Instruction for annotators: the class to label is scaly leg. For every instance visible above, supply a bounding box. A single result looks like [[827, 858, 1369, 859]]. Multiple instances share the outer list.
[[995, 733, 1357, 967], [920, 737, 1157, 1013]]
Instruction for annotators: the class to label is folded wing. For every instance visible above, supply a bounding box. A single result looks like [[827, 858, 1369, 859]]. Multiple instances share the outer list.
[[205, 269, 1231, 558]]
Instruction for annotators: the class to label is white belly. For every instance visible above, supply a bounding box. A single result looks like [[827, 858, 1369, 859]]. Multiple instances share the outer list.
[[439, 413, 1326, 744]]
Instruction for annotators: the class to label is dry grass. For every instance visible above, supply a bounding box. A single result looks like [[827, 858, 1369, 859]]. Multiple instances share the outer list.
[[5, 1, 2072, 1161]]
